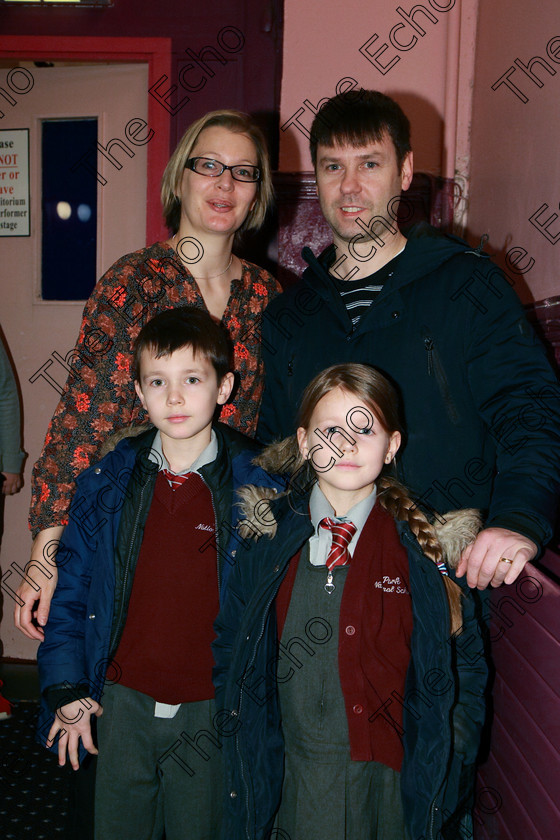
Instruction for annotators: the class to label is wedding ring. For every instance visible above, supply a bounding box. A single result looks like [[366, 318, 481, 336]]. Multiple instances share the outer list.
[[500, 557, 513, 565]]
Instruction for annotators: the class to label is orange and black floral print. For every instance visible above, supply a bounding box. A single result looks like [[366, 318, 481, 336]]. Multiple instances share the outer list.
[[29, 242, 281, 535]]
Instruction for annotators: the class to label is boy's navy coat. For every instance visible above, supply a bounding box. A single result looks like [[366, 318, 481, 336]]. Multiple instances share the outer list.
[[213, 488, 489, 840], [37, 424, 278, 754]]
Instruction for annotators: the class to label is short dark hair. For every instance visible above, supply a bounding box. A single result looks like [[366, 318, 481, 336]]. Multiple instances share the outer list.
[[309, 90, 411, 171], [133, 306, 232, 382]]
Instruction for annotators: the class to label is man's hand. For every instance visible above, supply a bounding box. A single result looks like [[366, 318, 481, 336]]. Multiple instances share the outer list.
[[46, 698, 102, 770], [14, 526, 64, 640], [2, 472, 22, 495], [456, 527, 537, 589]]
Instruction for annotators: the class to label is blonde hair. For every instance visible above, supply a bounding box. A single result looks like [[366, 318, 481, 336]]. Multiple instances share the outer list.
[[160, 110, 273, 236], [297, 364, 463, 634]]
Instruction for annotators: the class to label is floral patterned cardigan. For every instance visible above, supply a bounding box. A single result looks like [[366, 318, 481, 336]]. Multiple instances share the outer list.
[[29, 242, 281, 536]]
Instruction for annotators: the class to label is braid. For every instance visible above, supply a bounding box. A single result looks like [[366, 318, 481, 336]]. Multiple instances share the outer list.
[[377, 476, 463, 635], [377, 477, 441, 560]]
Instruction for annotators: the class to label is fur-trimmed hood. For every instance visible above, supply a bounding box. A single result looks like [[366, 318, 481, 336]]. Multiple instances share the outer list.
[[98, 423, 153, 458], [237, 438, 482, 569]]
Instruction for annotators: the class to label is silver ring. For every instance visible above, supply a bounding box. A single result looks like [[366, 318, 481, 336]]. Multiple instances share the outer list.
[[500, 557, 513, 565]]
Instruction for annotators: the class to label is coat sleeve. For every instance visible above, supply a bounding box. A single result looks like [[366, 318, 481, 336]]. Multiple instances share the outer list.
[[463, 259, 560, 547], [0, 336, 25, 474], [36, 483, 100, 702], [35, 497, 104, 759], [36, 508, 97, 759]]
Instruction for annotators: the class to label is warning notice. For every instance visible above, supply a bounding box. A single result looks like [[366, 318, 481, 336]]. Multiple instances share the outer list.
[[0, 128, 30, 237]]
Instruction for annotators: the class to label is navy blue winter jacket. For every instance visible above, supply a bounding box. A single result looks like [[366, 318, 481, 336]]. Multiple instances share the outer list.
[[257, 232, 560, 547], [213, 487, 489, 840], [36, 424, 278, 756]]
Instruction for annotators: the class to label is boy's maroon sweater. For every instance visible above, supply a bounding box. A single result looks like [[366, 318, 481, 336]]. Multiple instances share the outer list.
[[115, 471, 218, 704]]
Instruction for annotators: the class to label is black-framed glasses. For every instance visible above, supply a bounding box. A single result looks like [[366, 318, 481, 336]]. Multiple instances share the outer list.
[[185, 157, 260, 183]]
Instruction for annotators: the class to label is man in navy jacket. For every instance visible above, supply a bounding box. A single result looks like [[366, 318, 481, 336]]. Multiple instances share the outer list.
[[257, 90, 560, 590]]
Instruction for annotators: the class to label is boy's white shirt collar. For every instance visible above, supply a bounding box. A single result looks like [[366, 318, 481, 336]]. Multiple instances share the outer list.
[[147, 429, 218, 475], [308, 482, 377, 566]]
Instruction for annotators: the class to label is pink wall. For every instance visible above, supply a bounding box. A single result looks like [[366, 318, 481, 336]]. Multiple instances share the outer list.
[[279, 0, 458, 175], [0, 0, 282, 156], [280, 0, 559, 304], [0, 65, 149, 662], [468, 0, 560, 303]]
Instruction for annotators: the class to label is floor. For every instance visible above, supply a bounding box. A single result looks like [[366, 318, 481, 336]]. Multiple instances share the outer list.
[[0, 662, 71, 839]]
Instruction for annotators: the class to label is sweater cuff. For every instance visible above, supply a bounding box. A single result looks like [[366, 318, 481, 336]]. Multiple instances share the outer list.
[[1, 448, 25, 474], [45, 683, 94, 713]]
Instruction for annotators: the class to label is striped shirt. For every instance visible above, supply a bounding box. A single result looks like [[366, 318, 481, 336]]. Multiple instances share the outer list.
[[332, 249, 405, 328]]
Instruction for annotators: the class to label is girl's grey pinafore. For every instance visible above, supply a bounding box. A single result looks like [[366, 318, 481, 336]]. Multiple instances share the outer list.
[[274, 547, 407, 840]]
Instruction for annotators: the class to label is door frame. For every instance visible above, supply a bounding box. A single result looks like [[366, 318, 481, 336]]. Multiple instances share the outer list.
[[0, 35, 171, 243]]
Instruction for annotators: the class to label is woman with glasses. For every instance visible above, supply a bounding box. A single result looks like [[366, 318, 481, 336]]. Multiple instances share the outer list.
[[16, 110, 281, 643]]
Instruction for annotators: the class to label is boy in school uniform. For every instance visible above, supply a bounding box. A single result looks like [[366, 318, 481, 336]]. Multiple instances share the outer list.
[[37, 306, 274, 840]]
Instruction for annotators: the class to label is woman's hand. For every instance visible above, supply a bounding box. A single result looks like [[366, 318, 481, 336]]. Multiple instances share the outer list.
[[14, 526, 64, 640]]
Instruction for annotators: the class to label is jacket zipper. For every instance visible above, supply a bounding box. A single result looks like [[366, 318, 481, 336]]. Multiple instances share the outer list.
[[425, 561, 456, 840], [425, 338, 434, 376], [233, 511, 312, 838], [428, 798, 437, 840], [287, 354, 294, 377], [204, 477, 221, 593], [108, 479, 147, 656], [423, 332, 460, 425], [238, 587, 278, 840]]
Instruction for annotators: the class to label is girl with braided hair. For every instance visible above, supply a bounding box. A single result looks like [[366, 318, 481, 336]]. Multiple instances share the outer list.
[[213, 363, 488, 840]]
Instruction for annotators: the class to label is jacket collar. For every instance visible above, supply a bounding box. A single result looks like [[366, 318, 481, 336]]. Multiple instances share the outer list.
[[107, 423, 236, 493], [238, 473, 481, 570], [199, 423, 232, 489], [301, 224, 486, 299]]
